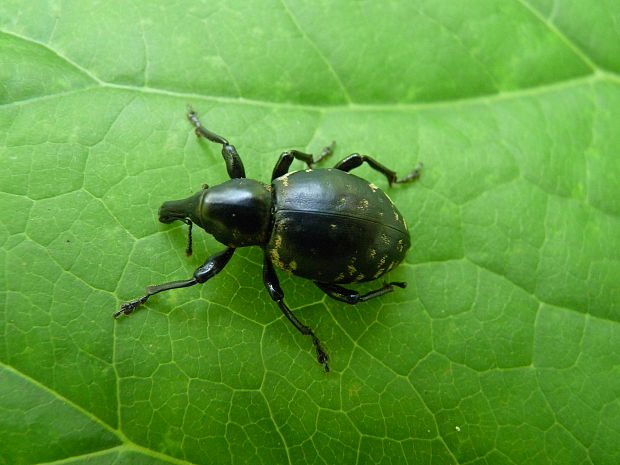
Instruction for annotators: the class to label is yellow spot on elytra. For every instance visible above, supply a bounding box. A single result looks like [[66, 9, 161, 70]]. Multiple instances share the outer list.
[[278, 170, 297, 187], [369, 183, 379, 192], [270, 235, 289, 270], [289, 260, 297, 271], [374, 268, 385, 278], [357, 199, 369, 210], [369, 249, 377, 258], [270, 249, 284, 269]]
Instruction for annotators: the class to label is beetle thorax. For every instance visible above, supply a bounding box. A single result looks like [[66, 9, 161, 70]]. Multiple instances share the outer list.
[[195, 178, 272, 247], [159, 179, 273, 247]]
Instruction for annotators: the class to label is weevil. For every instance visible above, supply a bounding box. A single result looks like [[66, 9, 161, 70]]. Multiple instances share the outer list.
[[114, 108, 422, 371]]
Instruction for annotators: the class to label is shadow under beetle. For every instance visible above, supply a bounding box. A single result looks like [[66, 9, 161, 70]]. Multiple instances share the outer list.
[[114, 107, 422, 372]]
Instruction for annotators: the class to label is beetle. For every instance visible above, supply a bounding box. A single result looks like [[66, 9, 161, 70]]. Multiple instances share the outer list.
[[114, 108, 422, 372]]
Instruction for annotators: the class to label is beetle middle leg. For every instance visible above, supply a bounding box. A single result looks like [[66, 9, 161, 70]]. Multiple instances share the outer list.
[[114, 247, 235, 318], [315, 281, 407, 304], [271, 141, 335, 180], [334, 154, 422, 186], [262, 255, 330, 372], [187, 107, 246, 179]]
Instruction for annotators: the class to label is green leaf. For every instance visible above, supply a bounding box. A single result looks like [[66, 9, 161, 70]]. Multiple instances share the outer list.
[[1, 1, 619, 464]]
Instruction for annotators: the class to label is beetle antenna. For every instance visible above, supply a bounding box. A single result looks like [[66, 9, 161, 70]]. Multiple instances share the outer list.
[[184, 219, 193, 256]]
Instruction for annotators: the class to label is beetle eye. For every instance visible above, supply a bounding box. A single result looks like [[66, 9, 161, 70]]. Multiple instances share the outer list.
[[201, 183, 209, 190]]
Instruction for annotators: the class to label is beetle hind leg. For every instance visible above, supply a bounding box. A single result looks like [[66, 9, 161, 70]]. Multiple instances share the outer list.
[[334, 153, 422, 186], [315, 281, 407, 305], [262, 255, 330, 372]]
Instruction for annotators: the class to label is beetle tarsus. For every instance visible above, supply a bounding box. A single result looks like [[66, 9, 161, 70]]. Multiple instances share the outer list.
[[395, 162, 423, 184], [312, 336, 330, 372], [114, 295, 149, 318], [186, 106, 200, 128], [312, 141, 336, 166]]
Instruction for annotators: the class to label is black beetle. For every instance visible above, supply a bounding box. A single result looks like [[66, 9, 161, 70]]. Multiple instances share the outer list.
[[114, 108, 421, 372]]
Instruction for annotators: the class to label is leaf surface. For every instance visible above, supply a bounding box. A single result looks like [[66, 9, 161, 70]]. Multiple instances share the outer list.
[[1, 1, 619, 464]]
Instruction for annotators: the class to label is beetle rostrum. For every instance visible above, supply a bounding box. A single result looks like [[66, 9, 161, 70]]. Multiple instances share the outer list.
[[114, 107, 422, 372]]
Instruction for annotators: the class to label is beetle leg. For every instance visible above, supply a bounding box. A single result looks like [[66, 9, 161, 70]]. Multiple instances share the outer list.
[[271, 150, 312, 180], [262, 255, 330, 372], [187, 107, 246, 179], [113, 247, 235, 318], [271, 141, 335, 181], [315, 281, 407, 304], [333, 154, 422, 186]]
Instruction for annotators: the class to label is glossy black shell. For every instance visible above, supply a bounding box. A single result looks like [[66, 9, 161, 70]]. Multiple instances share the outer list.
[[267, 169, 410, 283]]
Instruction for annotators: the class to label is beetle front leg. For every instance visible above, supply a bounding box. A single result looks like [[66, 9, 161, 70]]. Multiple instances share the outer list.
[[262, 255, 330, 371], [114, 247, 236, 318], [271, 141, 335, 180], [334, 154, 422, 186], [187, 107, 246, 179], [315, 281, 406, 304]]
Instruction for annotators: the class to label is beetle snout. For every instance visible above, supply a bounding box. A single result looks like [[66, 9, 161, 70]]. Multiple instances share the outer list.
[[158, 213, 177, 224], [158, 204, 180, 223], [158, 199, 191, 224], [158, 190, 204, 224]]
